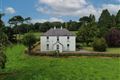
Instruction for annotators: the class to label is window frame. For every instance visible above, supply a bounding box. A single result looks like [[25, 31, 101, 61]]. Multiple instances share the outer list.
[[46, 36, 49, 42], [46, 44, 49, 50]]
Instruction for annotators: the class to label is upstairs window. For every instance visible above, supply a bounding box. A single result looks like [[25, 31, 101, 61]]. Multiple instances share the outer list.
[[47, 36, 49, 42], [67, 36, 69, 41], [57, 37, 59, 41], [67, 36, 69, 39]]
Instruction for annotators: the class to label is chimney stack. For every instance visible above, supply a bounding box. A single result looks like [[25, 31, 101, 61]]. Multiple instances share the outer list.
[[61, 26, 63, 29], [54, 26, 56, 30]]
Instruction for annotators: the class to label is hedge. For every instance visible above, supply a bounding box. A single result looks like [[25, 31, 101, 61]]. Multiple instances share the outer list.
[[28, 51, 120, 58]]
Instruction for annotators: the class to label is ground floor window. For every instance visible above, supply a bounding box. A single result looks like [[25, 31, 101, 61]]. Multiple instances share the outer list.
[[67, 44, 70, 50], [46, 44, 49, 50]]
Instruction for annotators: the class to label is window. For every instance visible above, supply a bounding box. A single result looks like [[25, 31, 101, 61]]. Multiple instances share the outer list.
[[57, 37, 59, 41], [67, 36, 69, 41], [67, 36, 69, 39], [57, 45, 59, 50], [67, 44, 70, 50], [46, 44, 49, 50], [47, 36, 49, 41]]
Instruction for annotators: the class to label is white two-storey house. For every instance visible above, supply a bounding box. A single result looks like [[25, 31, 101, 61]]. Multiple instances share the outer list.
[[40, 27, 76, 52]]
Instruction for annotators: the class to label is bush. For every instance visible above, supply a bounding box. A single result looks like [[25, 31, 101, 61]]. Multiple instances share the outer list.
[[53, 50, 59, 57], [76, 43, 82, 49], [93, 38, 107, 52], [22, 33, 37, 54]]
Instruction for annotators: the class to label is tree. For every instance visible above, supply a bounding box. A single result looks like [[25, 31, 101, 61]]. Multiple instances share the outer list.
[[39, 22, 52, 32], [111, 14, 116, 27], [98, 9, 112, 36], [8, 15, 24, 26], [116, 10, 120, 29], [3, 27, 16, 43], [67, 21, 80, 31], [0, 13, 4, 29], [77, 22, 99, 46], [24, 17, 31, 24], [89, 14, 95, 22], [0, 13, 7, 69], [22, 33, 37, 53], [79, 16, 91, 24], [105, 28, 120, 47], [34, 23, 42, 32], [8, 15, 24, 42]]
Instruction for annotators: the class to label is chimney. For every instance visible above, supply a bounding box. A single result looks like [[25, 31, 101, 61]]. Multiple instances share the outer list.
[[61, 26, 63, 29], [54, 26, 56, 30]]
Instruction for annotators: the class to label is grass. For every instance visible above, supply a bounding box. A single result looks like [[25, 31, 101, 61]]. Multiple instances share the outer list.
[[16, 32, 42, 40], [0, 44, 120, 80], [83, 47, 120, 54]]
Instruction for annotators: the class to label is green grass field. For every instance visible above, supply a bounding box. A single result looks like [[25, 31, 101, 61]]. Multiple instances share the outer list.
[[16, 32, 42, 40], [0, 44, 120, 80], [83, 47, 120, 54]]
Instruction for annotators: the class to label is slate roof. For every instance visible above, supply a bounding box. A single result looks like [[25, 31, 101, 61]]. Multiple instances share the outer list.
[[42, 28, 75, 36]]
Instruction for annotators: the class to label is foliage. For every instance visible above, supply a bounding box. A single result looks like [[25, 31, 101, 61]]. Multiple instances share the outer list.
[[22, 33, 37, 53], [8, 15, 24, 26], [0, 13, 5, 29], [105, 28, 120, 47], [0, 44, 120, 80], [67, 20, 81, 31], [93, 38, 107, 52], [116, 10, 120, 29], [0, 47, 6, 69], [0, 14, 7, 69], [53, 50, 59, 57], [98, 9, 112, 36], [77, 21, 99, 45], [3, 27, 16, 43]]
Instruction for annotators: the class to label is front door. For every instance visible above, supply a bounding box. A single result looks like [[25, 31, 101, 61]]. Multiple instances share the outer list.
[[53, 43, 63, 52]]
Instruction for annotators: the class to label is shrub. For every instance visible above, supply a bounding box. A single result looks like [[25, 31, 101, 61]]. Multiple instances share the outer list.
[[92, 38, 107, 52], [22, 33, 37, 54], [76, 43, 82, 49], [53, 50, 59, 57]]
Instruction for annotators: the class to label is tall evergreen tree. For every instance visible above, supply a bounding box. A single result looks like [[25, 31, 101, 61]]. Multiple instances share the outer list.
[[111, 14, 116, 27], [116, 10, 120, 29], [98, 9, 112, 36]]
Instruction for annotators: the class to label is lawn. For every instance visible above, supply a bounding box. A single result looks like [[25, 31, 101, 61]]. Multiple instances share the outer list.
[[83, 47, 120, 54], [0, 44, 120, 80], [16, 32, 42, 40]]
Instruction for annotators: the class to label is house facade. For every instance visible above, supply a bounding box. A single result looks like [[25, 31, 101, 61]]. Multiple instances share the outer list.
[[40, 27, 76, 52]]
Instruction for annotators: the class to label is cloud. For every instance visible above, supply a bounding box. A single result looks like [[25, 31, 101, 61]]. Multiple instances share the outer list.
[[32, 17, 64, 23], [5, 7, 16, 14], [36, 0, 120, 20], [101, 4, 120, 14]]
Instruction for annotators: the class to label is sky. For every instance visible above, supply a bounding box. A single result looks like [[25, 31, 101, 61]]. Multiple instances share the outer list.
[[1, 0, 120, 24]]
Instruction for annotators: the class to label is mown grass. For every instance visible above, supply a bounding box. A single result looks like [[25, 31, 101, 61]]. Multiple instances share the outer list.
[[83, 47, 120, 54], [16, 32, 42, 40], [0, 44, 120, 80]]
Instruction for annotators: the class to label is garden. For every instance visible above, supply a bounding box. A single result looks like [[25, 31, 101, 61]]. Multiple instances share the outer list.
[[0, 44, 120, 80], [0, 9, 120, 80]]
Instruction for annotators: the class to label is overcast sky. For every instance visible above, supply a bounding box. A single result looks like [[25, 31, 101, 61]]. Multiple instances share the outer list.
[[1, 0, 120, 24]]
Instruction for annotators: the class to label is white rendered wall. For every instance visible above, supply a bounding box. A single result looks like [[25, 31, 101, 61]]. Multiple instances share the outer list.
[[40, 36, 76, 52]]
